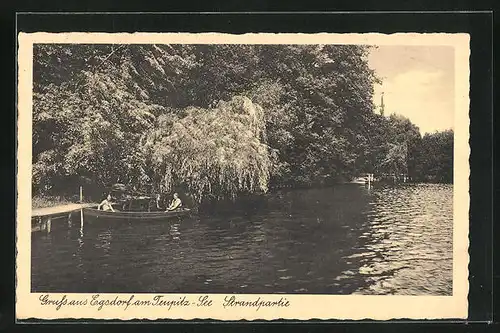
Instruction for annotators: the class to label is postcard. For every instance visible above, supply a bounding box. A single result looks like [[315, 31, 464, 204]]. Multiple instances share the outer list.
[[17, 32, 470, 321]]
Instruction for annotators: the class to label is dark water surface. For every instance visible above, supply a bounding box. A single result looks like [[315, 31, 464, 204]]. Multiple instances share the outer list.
[[32, 184, 453, 295]]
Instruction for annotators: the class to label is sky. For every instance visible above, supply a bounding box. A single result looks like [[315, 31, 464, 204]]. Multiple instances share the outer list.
[[368, 45, 455, 134]]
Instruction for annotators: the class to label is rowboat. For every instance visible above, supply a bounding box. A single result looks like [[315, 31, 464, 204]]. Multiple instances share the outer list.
[[86, 183, 192, 220], [350, 177, 367, 184], [83, 207, 191, 220], [349, 174, 376, 185]]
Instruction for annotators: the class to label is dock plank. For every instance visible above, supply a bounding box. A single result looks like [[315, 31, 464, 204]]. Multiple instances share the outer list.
[[32, 203, 98, 217]]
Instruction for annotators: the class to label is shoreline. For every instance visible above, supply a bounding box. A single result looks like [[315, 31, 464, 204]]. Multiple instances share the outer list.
[[32, 181, 453, 210], [32, 196, 72, 210], [32, 195, 93, 210]]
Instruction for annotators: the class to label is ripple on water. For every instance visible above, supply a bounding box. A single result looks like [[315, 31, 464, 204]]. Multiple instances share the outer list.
[[340, 184, 453, 295], [31, 184, 452, 295]]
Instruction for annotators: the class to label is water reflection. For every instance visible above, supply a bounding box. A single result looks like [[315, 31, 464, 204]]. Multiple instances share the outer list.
[[95, 230, 112, 253], [32, 184, 453, 295], [170, 223, 181, 240], [345, 184, 453, 295]]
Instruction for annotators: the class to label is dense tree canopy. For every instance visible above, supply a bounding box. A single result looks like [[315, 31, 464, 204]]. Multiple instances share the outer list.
[[414, 130, 454, 183], [32, 43, 453, 202]]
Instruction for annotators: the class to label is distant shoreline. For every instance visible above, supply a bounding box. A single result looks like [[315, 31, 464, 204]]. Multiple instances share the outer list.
[[32, 181, 453, 210]]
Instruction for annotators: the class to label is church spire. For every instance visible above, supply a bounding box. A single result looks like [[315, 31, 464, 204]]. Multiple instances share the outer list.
[[380, 92, 385, 116]]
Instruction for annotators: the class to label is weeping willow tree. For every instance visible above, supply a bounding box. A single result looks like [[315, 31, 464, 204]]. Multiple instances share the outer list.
[[148, 96, 277, 202]]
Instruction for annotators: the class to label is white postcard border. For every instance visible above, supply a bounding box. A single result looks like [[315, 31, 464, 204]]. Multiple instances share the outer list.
[[16, 32, 470, 321]]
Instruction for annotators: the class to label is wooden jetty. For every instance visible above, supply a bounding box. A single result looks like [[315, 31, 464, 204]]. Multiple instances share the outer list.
[[31, 203, 97, 233]]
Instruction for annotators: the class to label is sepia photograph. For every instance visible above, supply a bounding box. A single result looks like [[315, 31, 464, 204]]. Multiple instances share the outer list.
[[16, 32, 470, 320]]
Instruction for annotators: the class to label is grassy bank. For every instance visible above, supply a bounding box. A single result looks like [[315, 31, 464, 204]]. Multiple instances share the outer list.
[[32, 196, 73, 209]]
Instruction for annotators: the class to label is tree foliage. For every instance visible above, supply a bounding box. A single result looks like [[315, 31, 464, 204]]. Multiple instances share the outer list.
[[414, 130, 454, 183], [32, 43, 453, 202], [148, 96, 276, 201]]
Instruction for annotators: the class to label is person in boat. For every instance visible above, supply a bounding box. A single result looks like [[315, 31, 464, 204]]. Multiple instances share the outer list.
[[98, 194, 115, 212], [156, 193, 163, 210], [166, 193, 182, 211]]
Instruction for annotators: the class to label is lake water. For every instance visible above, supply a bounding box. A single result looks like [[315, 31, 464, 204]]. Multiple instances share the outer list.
[[31, 184, 453, 295]]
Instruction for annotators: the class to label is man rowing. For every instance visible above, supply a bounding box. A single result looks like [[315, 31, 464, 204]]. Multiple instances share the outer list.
[[166, 193, 182, 211], [98, 194, 115, 212]]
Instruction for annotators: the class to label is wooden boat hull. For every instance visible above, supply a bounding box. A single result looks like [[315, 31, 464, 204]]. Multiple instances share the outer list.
[[349, 178, 367, 184], [82, 208, 191, 220]]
